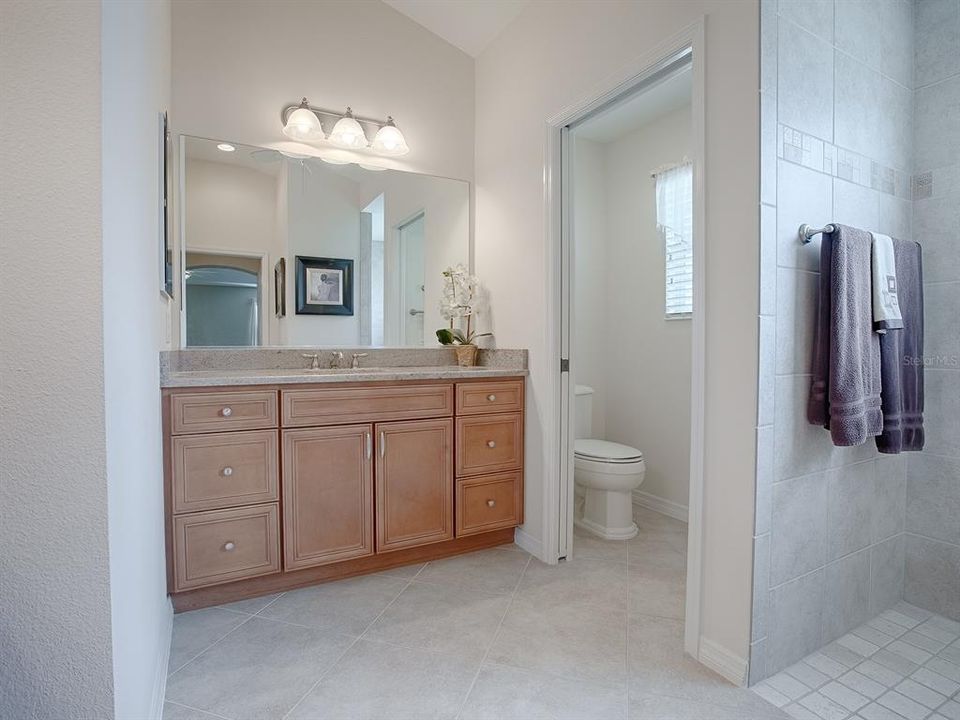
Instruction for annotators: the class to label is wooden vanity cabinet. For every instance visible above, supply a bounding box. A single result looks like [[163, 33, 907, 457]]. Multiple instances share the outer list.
[[376, 418, 454, 552], [163, 376, 524, 611], [282, 424, 374, 570]]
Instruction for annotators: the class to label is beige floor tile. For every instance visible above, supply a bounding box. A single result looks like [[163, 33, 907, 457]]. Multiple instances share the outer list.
[[486, 596, 628, 684], [286, 639, 478, 720], [460, 662, 628, 720], [628, 562, 686, 620], [168, 608, 248, 675], [629, 692, 788, 719], [217, 593, 283, 616], [256, 574, 408, 636], [634, 506, 688, 534], [515, 556, 628, 610], [628, 615, 779, 716], [571, 527, 629, 564], [165, 617, 353, 720], [414, 547, 531, 595], [374, 561, 427, 579], [163, 701, 227, 720], [361, 581, 510, 659]]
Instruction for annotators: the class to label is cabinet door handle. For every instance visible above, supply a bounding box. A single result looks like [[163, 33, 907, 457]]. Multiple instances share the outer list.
[[365, 432, 372, 460], [221, 466, 234, 477], [487, 394, 497, 402], [486, 499, 496, 508], [223, 541, 236, 551], [220, 406, 233, 417], [379, 431, 385, 458], [486, 440, 496, 448]]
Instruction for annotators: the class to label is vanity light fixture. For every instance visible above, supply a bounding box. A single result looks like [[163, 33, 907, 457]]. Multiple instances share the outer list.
[[279, 99, 410, 158], [281, 97, 325, 142], [216, 143, 236, 152], [371, 117, 408, 156], [328, 107, 367, 149]]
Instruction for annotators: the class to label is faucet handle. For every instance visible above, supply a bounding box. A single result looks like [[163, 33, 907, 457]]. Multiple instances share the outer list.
[[351, 352, 369, 369], [301, 353, 320, 370]]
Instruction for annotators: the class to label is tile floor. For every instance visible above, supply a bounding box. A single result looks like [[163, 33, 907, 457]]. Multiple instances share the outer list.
[[753, 604, 960, 720], [163, 507, 787, 720]]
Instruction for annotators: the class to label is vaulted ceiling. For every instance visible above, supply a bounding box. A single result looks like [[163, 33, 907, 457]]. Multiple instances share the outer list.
[[383, 0, 528, 57]]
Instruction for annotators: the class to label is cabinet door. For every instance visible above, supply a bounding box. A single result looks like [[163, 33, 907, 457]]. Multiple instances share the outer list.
[[282, 424, 374, 570], [376, 418, 453, 552]]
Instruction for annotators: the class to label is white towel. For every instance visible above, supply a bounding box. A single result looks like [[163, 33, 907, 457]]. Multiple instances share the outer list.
[[871, 232, 903, 333]]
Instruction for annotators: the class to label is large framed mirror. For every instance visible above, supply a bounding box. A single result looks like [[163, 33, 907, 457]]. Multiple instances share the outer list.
[[178, 135, 470, 347]]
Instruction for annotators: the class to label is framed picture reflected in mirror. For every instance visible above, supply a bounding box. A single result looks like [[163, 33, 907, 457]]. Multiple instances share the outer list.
[[295, 256, 354, 316], [274, 257, 286, 318]]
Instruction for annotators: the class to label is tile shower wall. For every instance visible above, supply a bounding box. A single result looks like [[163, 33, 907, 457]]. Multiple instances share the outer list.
[[751, 0, 916, 683], [905, 0, 960, 622]]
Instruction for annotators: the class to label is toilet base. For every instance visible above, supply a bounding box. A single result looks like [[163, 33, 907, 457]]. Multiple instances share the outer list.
[[574, 487, 638, 540]]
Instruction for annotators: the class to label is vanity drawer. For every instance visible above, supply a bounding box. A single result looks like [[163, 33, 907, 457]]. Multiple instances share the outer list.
[[456, 379, 524, 416], [456, 471, 523, 536], [456, 412, 523, 477], [282, 384, 453, 427], [172, 504, 280, 592], [171, 430, 278, 513], [170, 390, 278, 435]]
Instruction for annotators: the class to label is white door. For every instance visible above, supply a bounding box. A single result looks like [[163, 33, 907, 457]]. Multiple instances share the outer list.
[[398, 214, 425, 346]]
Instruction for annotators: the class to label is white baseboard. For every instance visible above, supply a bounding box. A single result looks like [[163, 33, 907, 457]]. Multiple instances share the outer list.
[[699, 636, 748, 687], [513, 526, 544, 561], [633, 490, 689, 524], [149, 597, 174, 719]]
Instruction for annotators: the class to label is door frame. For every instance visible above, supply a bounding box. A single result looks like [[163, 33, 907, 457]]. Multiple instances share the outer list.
[[181, 245, 270, 346], [396, 211, 426, 346], [542, 18, 706, 659]]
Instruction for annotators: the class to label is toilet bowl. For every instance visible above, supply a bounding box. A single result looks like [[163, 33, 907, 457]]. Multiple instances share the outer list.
[[574, 438, 645, 540]]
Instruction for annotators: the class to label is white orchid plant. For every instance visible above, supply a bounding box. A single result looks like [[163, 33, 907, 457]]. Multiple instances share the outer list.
[[436, 264, 491, 346]]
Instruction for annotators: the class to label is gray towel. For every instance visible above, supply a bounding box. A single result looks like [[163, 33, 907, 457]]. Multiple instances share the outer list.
[[807, 224, 883, 445], [877, 239, 924, 453]]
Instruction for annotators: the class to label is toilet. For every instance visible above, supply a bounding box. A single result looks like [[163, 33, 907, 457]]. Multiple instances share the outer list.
[[574, 385, 646, 540]]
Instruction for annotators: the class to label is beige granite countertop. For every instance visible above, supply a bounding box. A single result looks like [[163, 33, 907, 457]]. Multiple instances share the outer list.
[[161, 365, 528, 388]]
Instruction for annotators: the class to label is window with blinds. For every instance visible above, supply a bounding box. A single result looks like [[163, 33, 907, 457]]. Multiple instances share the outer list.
[[654, 162, 693, 318]]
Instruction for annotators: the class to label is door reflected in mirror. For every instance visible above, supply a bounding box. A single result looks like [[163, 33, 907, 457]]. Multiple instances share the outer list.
[[180, 136, 470, 347]]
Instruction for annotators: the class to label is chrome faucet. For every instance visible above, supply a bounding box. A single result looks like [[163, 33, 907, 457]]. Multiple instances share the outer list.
[[302, 353, 320, 370], [329, 351, 345, 369], [351, 352, 369, 369]]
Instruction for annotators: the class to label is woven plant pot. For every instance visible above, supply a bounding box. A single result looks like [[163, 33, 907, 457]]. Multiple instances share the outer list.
[[454, 344, 478, 367]]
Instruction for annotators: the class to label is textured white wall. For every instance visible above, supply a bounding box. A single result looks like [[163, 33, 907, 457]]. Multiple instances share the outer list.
[[101, 0, 173, 715], [476, 0, 760, 662], [0, 1, 115, 716]]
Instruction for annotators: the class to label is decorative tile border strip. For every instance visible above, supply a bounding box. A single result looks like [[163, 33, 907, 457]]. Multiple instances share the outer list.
[[777, 123, 912, 201]]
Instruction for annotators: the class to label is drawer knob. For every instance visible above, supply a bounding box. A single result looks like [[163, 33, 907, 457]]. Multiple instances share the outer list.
[[223, 541, 236, 551], [221, 466, 234, 477], [487, 394, 497, 401], [486, 499, 496, 508], [220, 407, 233, 417], [486, 440, 496, 448]]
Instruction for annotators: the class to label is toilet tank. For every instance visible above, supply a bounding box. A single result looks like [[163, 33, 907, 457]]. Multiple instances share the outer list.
[[574, 385, 594, 440]]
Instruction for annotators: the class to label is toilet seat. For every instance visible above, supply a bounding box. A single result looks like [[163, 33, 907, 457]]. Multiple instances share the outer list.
[[574, 439, 643, 464]]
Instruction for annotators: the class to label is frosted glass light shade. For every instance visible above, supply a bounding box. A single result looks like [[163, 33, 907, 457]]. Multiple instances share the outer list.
[[282, 102, 324, 142], [329, 108, 367, 149], [372, 118, 409, 156]]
